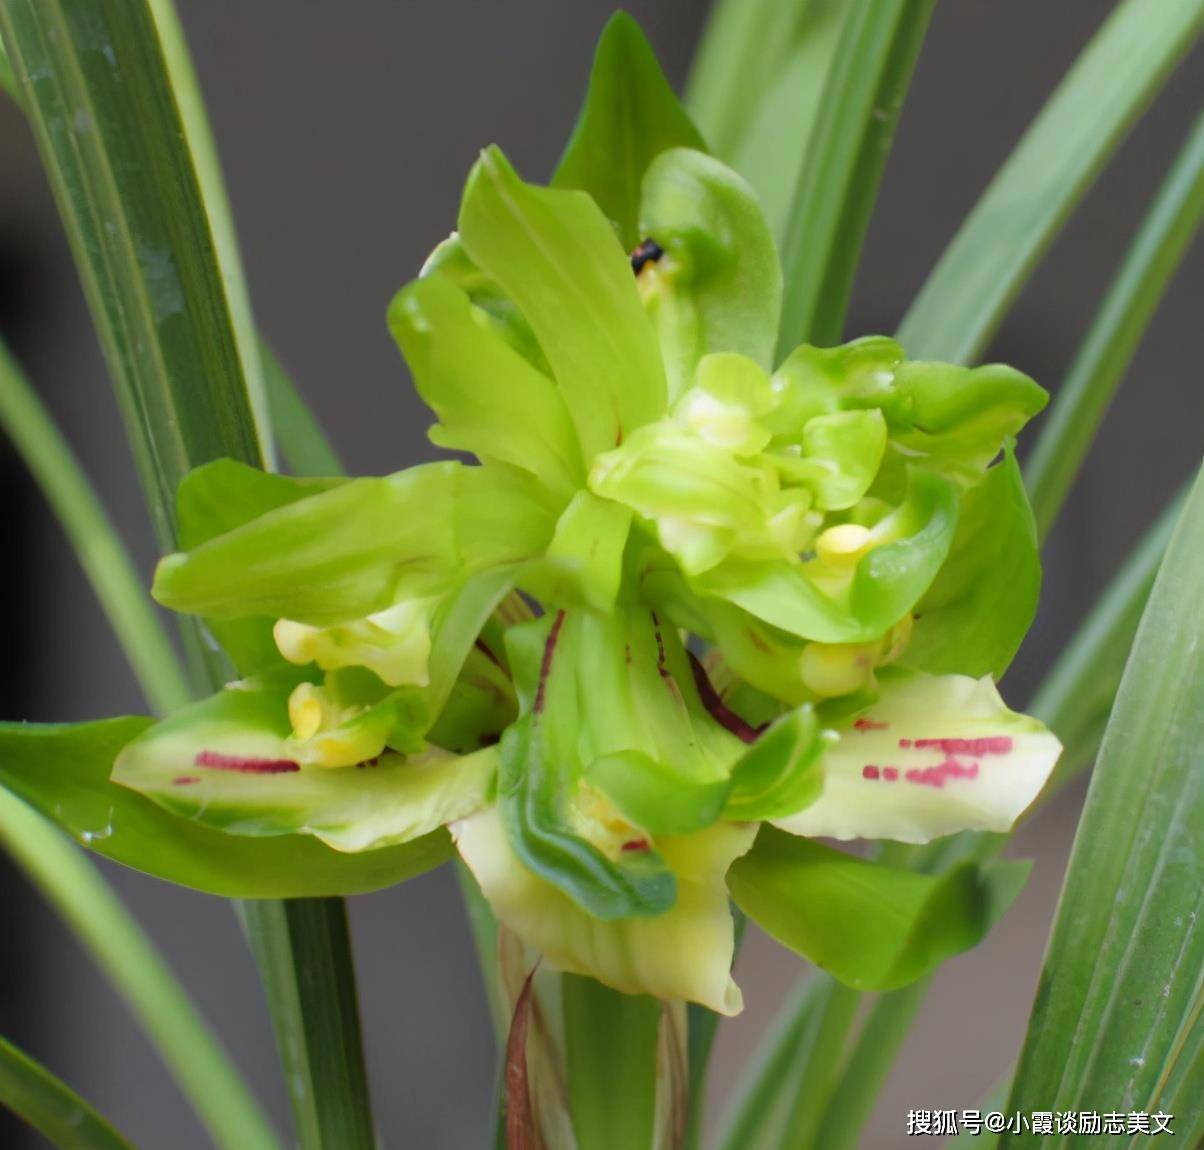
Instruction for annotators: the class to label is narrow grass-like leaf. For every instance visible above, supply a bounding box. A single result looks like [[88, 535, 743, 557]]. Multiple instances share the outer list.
[[0, 0, 272, 546], [239, 900, 377, 1150], [1025, 110, 1204, 540], [0, 1034, 136, 1150], [1002, 464, 1204, 1147], [776, 0, 936, 355], [562, 976, 660, 1150], [0, 337, 190, 715], [0, 6, 375, 1145], [713, 977, 828, 1150], [0, 35, 14, 98], [897, 0, 1204, 364], [0, 786, 281, 1150], [683, 0, 810, 162], [262, 342, 344, 478]]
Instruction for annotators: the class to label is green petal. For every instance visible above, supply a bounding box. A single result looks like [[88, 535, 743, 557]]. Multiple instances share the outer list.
[[771, 409, 888, 511], [697, 467, 958, 643], [885, 361, 1048, 482], [111, 671, 496, 852], [154, 461, 552, 625], [459, 146, 666, 461], [723, 706, 828, 821], [553, 12, 706, 249], [455, 805, 756, 1014], [0, 718, 451, 898], [637, 148, 781, 398], [728, 826, 1030, 990], [774, 671, 1062, 843], [388, 273, 582, 497], [901, 445, 1040, 678]]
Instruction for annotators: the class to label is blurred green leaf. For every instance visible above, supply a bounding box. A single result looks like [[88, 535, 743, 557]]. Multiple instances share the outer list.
[[0, 338, 190, 715], [728, 827, 1028, 991], [0, 718, 454, 897], [898, 0, 1204, 364], [0, 1035, 136, 1150], [1003, 463, 1204, 1147], [776, 0, 936, 354], [0, 785, 281, 1150], [1026, 109, 1204, 540], [553, 12, 705, 249], [563, 976, 660, 1150], [261, 343, 345, 478]]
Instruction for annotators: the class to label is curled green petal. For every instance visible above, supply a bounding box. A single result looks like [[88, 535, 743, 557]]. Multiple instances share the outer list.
[[637, 147, 782, 398], [724, 705, 829, 821]]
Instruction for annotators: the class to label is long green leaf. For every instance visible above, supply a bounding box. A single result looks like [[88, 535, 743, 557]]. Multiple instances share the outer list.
[[0, 1035, 137, 1150], [562, 976, 660, 1150], [0, 5, 375, 1145], [776, 0, 936, 355], [0, 337, 190, 714], [897, 0, 1204, 364], [239, 900, 377, 1150], [1025, 110, 1204, 540], [0, 0, 271, 547], [1002, 463, 1204, 1147], [0, 786, 280, 1150], [683, 0, 810, 162]]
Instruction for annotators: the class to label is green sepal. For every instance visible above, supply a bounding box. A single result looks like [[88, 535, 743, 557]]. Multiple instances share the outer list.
[[902, 444, 1040, 678], [0, 718, 452, 898], [154, 461, 553, 625], [111, 670, 495, 852], [723, 706, 828, 821], [637, 147, 782, 398], [459, 146, 666, 462], [388, 273, 582, 498], [175, 459, 345, 673], [697, 467, 959, 643], [727, 826, 1030, 990], [553, 12, 706, 249]]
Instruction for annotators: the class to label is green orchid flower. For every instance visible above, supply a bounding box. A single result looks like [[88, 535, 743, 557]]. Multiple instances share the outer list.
[[5, 14, 1061, 1016]]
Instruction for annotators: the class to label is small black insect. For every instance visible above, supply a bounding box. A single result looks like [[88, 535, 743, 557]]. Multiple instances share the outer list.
[[630, 238, 665, 275]]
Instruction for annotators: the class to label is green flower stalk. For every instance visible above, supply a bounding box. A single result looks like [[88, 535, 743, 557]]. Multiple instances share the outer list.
[[11, 15, 1062, 1017]]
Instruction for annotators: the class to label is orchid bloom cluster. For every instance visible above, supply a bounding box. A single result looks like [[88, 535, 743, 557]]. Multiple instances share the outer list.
[[110, 19, 1061, 1015]]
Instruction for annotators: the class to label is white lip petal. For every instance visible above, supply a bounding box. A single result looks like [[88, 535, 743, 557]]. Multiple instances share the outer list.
[[453, 807, 756, 1015], [775, 674, 1062, 844]]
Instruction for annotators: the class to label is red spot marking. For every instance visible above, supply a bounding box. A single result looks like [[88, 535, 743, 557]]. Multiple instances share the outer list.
[[534, 610, 566, 716], [854, 718, 888, 732], [621, 838, 651, 853], [687, 652, 762, 745], [883, 767, 899, 782], [862, 765, 881, 780], [899, 738, 913, 749], [194, 751, 299, 774], [173, 775, 200, 786], [650, 612, 672, 681], [904, 757, 980, 788], [913, 737, 1012, 756]]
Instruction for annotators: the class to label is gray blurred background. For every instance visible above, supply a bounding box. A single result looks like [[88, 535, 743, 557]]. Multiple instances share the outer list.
[[0, 2, 1200, 1147]]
